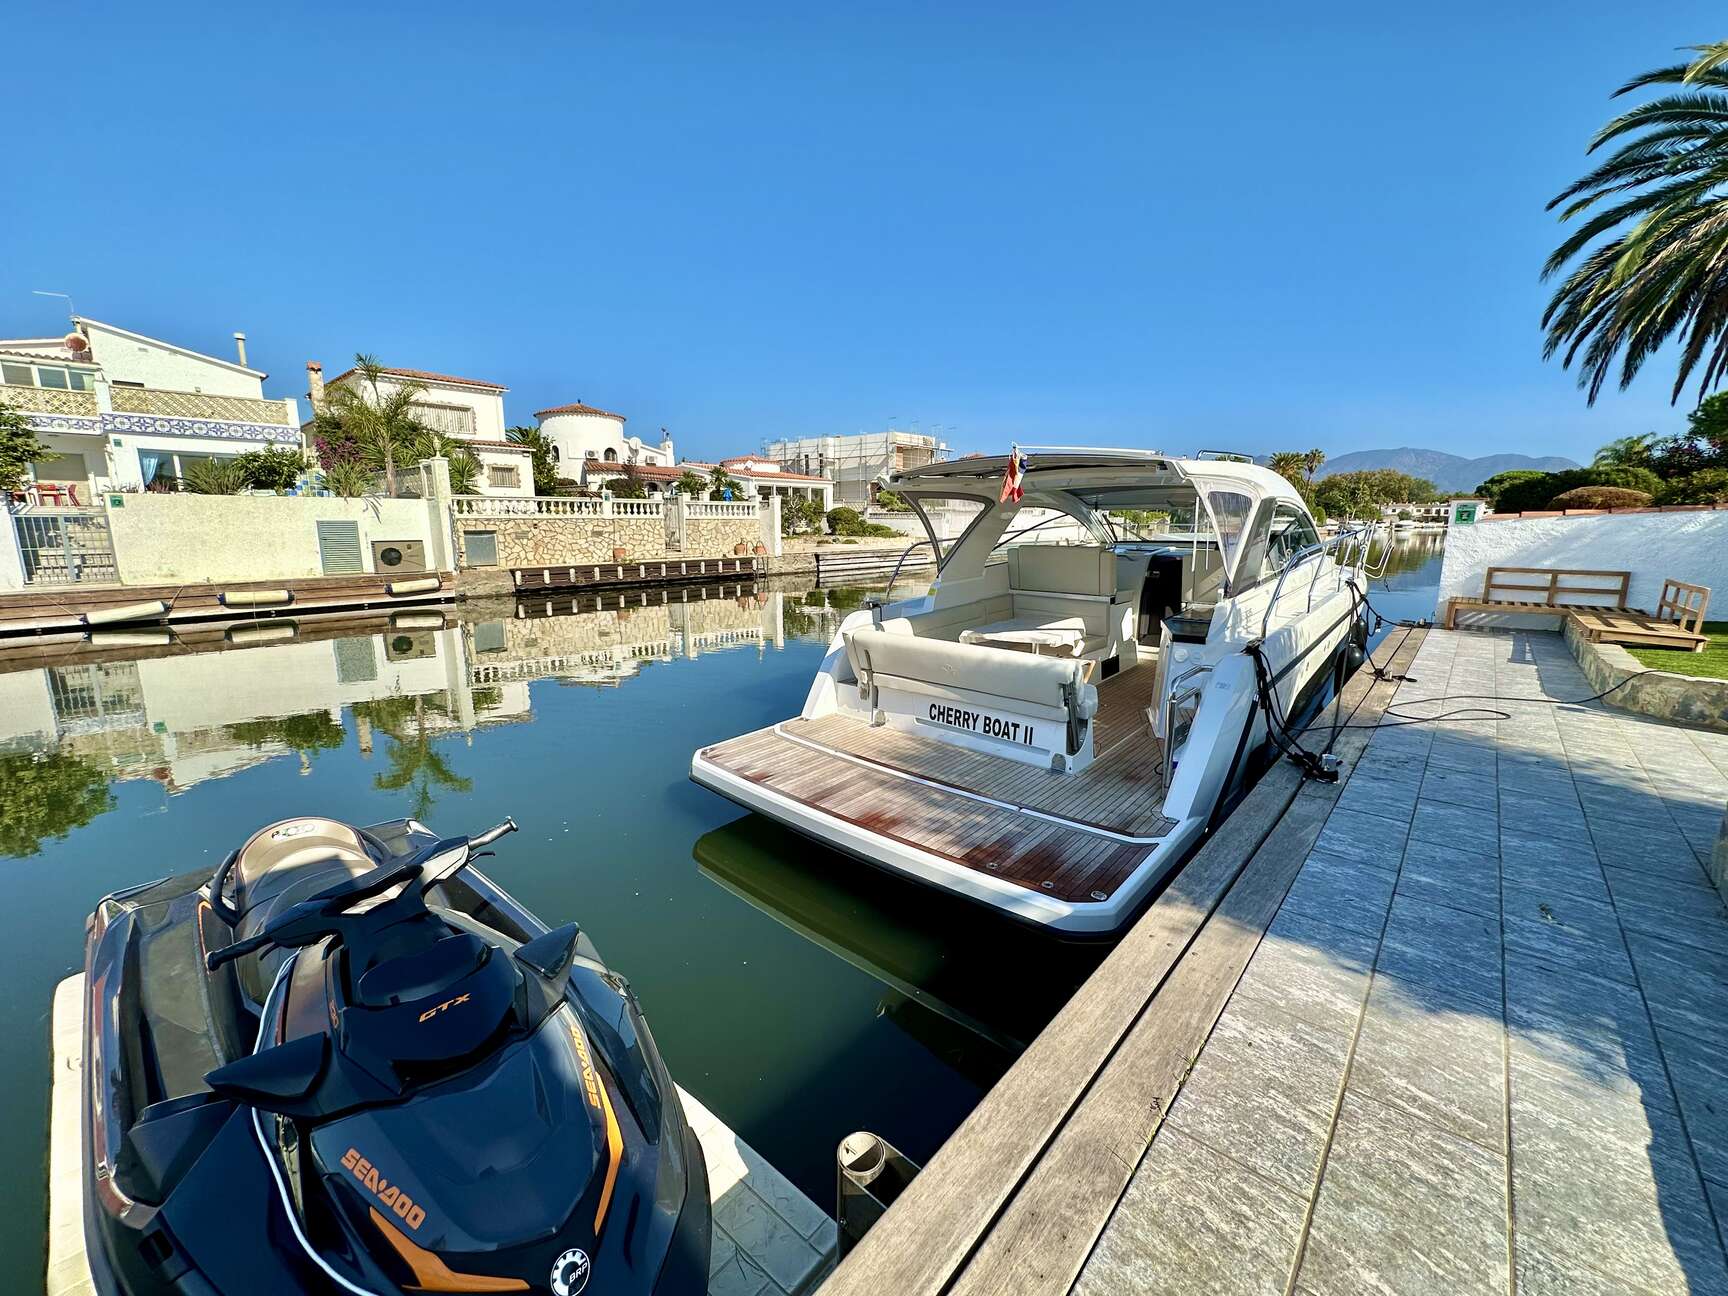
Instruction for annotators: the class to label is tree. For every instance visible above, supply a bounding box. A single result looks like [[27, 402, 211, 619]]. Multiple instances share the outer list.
[[1302, 448, 1326, 481], [674, 469, 709, 497], [826, 506, 863, 535], [1656, 467, 1728, 504], [1548, 485, 1653, 509], [708, 467, 742, 500], [1543, 41, 1728, 403], [0, 750, 114, 857], [1474, 468, 1550, 507], [874, 488, 913, 511], [352, 694, 471, 820], [1492, 465, 1664, 514], [0, 400, 51, 493], [1266, 452, 1307, 484], [317, 354, 427, 494], [780, 496, 824, 535], [409, 430, 481, 494], [1313, 470, 1438, 519], [1592, 434, 1655, 469], [234, 446, 313, 492], [601, 463, 648, 498], [1648, 391, 1728, 477], [506, 425, 559, 495]]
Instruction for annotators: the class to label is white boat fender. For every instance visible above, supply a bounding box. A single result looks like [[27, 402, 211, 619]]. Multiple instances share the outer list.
[[387, 577, 442, 596], [80, 599, 169, 627], [86, 629, 174, 647], [390, 611, 445, 630], [219, 588, 294, 608], [226, 621, 298, 645]]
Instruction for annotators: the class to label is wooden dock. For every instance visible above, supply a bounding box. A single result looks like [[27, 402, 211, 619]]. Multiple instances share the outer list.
[[45, 975, 835, 1296], [0, 572, 453, 641], [820, 626, 1728, 1295], [512, 556, 766, 593]]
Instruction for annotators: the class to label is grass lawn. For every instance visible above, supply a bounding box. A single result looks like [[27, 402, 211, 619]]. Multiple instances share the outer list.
[[1626, 621, 1728, 680]]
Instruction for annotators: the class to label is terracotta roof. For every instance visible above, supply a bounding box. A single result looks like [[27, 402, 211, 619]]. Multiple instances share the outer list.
[[536, 402, 627, 421], [1480, 503, 1728, 522], [463, 439, 532, 453], [326, 365, 506, 391], [595, 460, 829, 484]]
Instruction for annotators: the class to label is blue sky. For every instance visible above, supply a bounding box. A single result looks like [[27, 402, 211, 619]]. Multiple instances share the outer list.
[[4, 1, 1722, 464]]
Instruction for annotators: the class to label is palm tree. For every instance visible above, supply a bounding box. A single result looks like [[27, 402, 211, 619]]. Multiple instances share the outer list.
[[506, 425, 559, 495], [708, 467, 742, 500], [1266, 452, 1307, 484], [1593, 433, 1655, 467], [674, 469, 709, 497], [1544, 41, 1728, 403], [1302, 448, 1326, 481], [322, 354, 427, 494]]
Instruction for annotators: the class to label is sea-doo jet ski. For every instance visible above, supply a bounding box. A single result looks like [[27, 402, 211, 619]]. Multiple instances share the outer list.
[[81, 815, 708, 1295]]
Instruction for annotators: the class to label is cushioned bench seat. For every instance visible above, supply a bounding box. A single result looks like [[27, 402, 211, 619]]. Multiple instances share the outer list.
[[959, 618, 1088, 656]]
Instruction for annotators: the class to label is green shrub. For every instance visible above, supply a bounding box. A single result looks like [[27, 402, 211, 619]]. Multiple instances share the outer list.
[[235, 446, 312, 492], [826, 506, 862, 535], [1655, 468, 1728, 505], [875, 489, 913, 511], [181, 459, 249, 494], [1547, 486, 1652, 510], [1493, 466, 1664, 514], [323, 462, 374, 498]]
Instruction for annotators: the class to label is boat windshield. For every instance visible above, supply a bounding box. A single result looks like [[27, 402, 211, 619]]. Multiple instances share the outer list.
[[1066, 487, 1208, 544]]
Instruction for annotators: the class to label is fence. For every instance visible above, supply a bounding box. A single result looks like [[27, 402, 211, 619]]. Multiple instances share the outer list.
[[11, 509, 118, 586], [453, 495, 672, 518]]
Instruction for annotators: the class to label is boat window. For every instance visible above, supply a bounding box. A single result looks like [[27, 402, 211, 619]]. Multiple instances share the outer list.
[[1247, 503, 1322, 585], [1067, 488, 1205, 543], [904, 494, 990, 567], [1205, 490, 1254, 566]]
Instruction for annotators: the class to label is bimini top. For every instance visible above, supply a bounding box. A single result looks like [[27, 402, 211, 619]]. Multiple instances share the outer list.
[[892, 450, 1306, 507]]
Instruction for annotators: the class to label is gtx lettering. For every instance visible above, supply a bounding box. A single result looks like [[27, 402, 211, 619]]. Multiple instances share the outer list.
[[340, 1147, 427, 1230], [417, 992, 471, 1023]]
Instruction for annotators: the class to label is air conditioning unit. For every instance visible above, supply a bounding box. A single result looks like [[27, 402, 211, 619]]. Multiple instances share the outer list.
[[371, 539, 428, 573], [384, 631, 436, 662]]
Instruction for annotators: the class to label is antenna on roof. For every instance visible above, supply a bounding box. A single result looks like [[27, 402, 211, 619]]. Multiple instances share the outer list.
[[32, 289, 76, 323]]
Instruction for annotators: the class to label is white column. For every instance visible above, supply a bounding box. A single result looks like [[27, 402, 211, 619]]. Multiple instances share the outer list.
[[763, 494, 783, 557], [422, 456, 455, 571]]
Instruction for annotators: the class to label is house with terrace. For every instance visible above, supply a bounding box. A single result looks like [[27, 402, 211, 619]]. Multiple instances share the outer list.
[[0, 318, 303, 503], [534, 400, 674, 488], [305, 362, 532, 498]]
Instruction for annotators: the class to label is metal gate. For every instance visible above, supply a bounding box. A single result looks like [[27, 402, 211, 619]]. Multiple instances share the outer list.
[[665, 500, 684, 551], [12, 509, 118, 585]]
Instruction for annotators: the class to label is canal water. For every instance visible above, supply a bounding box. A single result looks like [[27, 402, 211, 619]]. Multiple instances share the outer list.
[[4, 537, 1443, 1287]]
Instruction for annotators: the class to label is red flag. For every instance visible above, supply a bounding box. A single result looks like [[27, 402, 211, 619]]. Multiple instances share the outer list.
[[999, 447, 1027, 504]]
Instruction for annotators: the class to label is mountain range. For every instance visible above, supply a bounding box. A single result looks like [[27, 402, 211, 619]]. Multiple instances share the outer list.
[[1313, 448, 1582, 492]]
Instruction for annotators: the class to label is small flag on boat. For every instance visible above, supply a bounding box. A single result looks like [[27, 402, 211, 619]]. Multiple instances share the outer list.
[[1000, 446, 1027, 504]]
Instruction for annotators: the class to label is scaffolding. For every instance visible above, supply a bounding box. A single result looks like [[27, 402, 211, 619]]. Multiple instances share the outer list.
[[761, 429, 951, 504]]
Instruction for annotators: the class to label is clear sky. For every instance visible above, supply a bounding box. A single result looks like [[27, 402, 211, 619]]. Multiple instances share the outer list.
[[4, 1, 1722, 465]]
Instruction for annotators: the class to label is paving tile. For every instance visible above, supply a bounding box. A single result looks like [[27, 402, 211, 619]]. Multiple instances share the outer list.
[[1311, 811, 1408, 875], [1297, 1092, 1508, 1295], [1073, 1127, 1306, 1296], [1611, 893, 1728, 958], [1232, 906, 1379, 1034], [1376, 894, 1502, 1015], [1503, 908, 1635, 985], [1500, 841, 1611, 903], [1604, 866, 1727, 921], [1708, 1177, 1728, 1257], [1654, 1026, 1728, 1189], [1505, 955, 1666, 1099], [1513, 1117, 1728, 1296], [1335, 773, 1421, 825], [1347, 974, 1506, 1151], [1278, 849, 1399, 939], [1394, 837, 1499, 918], [708, 1231, 771, 1296], [1409, 797, 1500, 852], [1421, 765, 1499, 811], [1498, 788, 1588, 836], [1625, 931, 1728, 1045], [1508, 1053, 1689, 1172], [1166, 995, 1350, 1197]]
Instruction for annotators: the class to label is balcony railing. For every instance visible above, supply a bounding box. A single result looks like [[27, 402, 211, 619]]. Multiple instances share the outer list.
[[107, 387, 294, 426], [0, 384, 98, 417]]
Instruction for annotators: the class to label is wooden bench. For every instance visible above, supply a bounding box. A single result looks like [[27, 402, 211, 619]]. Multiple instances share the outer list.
[[1568, 578, 1712, 653], [1443, 567, 1632, 629], [1445, 570, 1712, 653]]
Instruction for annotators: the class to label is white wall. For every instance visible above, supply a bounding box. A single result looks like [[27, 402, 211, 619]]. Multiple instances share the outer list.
[[331, 373, 506, 442], [105, 492, 437, 584], [84, 320, 264, 398], [1440, 512, 1728, 616]]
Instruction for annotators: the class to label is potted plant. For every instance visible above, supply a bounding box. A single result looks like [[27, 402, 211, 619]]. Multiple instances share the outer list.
[[733, 542, 747, 555], [612, 546, 629, 562]]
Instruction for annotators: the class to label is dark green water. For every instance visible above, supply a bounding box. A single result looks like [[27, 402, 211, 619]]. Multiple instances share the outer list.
[[3, 539, 1444, 1289]]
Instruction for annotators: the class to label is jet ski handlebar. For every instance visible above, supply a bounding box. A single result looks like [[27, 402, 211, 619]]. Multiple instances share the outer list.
[[205, 819, 519, 973]]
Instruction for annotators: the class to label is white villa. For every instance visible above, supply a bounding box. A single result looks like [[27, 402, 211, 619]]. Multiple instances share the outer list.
[[0, 318, 303, 502], [534, 401, 674, 487], [762, 427, 949, 504], [306, 362, 532, 498]]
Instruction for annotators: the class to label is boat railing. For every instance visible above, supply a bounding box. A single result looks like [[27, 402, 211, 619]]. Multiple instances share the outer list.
[[1162, 664, 1211, 791], [1257, 524, 1381, 639]]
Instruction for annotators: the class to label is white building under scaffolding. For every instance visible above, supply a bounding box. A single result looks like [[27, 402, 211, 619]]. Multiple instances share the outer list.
[[762, 428, 948, 505]]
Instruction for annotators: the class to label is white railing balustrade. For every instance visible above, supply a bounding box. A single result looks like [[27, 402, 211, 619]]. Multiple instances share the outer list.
[[452, 495, 762, 521], [685, 501, 760, 518]]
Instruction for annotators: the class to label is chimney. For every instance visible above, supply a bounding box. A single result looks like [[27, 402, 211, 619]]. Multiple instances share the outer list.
[[306, 361, 326, 411], [233, 332, 249, 367]]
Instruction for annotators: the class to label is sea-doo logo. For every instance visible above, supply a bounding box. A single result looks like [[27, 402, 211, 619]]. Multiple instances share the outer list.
[[550, 1248, 590, 1296], [271, 821, 318, 839], [340, 1147, 426, 1230]]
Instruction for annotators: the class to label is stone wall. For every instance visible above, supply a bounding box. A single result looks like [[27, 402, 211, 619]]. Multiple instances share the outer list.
[[1564, 618, 1728, 733], [685, 517, 762, 558], [456, 516, 667, 568]]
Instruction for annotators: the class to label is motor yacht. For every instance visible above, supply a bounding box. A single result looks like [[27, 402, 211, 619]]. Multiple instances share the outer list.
[[692, 449, 1371, 934]]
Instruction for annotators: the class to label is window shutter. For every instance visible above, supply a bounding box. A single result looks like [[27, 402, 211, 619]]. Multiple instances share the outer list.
[[316, 520, 363, 574]]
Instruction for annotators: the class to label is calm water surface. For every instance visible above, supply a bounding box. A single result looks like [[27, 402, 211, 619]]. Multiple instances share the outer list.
[[4, 538, 1442, 1287]]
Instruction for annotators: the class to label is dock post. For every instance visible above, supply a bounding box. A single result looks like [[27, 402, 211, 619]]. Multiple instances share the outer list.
[[836, 1131, 920, 1260]]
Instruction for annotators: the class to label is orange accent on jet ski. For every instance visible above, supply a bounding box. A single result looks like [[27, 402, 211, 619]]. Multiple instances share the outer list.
[[567, 1016, 624, 1234], [369, 1207, 529, 1292]]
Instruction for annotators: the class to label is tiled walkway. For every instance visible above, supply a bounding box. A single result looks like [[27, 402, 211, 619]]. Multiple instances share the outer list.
[[1074, 628, 1728, 1296]]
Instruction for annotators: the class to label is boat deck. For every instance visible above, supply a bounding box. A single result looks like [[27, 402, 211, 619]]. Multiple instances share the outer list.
[[696, 665, 1173, 905]]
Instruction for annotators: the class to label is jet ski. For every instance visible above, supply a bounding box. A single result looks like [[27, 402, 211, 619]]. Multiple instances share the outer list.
[[81, 815, 709, 1295]]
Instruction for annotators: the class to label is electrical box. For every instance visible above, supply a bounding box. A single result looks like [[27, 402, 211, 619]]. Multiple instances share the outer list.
[[371, 539, 428, 572]]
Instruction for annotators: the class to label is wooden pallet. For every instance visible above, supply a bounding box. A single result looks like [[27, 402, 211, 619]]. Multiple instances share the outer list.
[[1442, 566, 1630, 629]]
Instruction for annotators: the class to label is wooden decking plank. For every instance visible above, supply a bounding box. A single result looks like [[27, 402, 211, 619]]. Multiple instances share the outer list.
[[815, 630, 1424, 1296], [942, 629, 1426, 1296]]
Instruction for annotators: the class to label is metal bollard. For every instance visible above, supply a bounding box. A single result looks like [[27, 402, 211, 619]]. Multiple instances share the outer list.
[[835, 1131, 920, 1260]]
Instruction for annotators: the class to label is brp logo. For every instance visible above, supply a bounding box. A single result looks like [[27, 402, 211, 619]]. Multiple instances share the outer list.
[[550, 1248, 590, 1296]]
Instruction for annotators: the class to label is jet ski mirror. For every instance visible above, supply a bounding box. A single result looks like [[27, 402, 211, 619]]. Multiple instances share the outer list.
[[205, 1034, 329, 1111]]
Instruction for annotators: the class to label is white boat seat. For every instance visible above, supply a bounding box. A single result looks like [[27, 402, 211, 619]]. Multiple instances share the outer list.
[[1007, 545, 1117, 597], [958, 617, 1088, 657], [844, 624, 1099, 757]]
